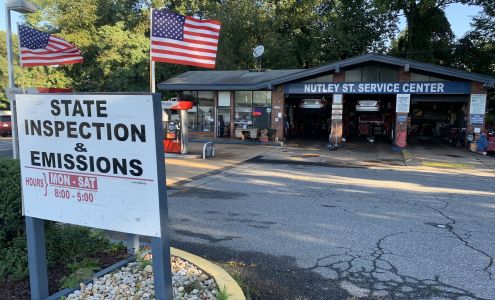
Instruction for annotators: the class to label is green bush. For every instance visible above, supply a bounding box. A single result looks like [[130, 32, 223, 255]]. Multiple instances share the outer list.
[[0, 157, 117, 280], [0, 158, 23, 250]]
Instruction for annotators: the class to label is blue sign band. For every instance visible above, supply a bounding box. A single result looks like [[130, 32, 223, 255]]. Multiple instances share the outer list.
[[284, 82, 472, 94]]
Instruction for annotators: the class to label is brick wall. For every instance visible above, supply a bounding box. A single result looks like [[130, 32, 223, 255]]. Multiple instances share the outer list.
[[334, 72, 344, 83], [188, 131, 215, 139], [468, 81, 488, 141], [399, 68, 410, 82], [471, 81, 487, 94]]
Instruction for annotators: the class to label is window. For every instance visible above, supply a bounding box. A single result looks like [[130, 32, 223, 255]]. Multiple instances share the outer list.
[[253, 91, 271, 128], [235, 91, 253, 128], [345, 67, 362, 82], [197, 91, 214, 132], [235, 91, 272, 129], [218, 91, 231, 137], [410, 72, 448, 82], [179, 91, 198, 131], [381, 66, 399, 82], [362, 65, 380, 82], [345, 64, 399, 82], [302, 74, 334, 83]]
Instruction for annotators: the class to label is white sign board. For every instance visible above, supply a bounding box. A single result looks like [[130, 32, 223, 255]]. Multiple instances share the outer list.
[[332, 115, 342, 120], [333, 94, 343, 104], [16, 94, 163, 237], [396, 94, 411, 113], [470, 94, 487, 115]]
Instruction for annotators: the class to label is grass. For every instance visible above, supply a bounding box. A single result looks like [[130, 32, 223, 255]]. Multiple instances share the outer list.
[[60, 258, 101, 289], [217, 285, 230, 300], [135, 249, 152, 270]]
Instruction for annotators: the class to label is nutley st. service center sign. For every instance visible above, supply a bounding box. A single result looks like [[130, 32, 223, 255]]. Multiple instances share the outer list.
[[17, 94, 164, 237], [284, 81, 472, 94]]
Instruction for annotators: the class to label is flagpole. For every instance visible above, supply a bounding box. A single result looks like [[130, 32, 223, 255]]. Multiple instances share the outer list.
[[16, 23, 26, 94], [150, 8, 156, 93]]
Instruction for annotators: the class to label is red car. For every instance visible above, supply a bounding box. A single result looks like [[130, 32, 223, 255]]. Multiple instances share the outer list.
[[0, 115, 12, 137]]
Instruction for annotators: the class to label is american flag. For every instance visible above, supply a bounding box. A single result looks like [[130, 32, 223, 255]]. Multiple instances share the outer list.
[[19, 25, 84, 67], [151, 10, 221, 69]]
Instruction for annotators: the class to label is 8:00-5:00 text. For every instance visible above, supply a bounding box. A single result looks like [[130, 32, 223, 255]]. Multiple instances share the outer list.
[[53, 189, 94, 202]]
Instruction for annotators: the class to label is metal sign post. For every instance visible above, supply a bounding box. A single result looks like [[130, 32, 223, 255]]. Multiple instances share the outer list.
[[17, 93, 172, 300], [151, 95, 173, 299]]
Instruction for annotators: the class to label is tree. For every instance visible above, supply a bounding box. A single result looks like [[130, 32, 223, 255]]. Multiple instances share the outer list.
[[390, 6, 455, 65], [376, 0, 474, 62], [314, 0, 397, 65]]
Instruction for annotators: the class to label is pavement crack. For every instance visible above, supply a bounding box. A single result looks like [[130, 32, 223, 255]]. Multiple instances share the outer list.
[[306, 229, 488, 299], [426, 196, 494, 280]]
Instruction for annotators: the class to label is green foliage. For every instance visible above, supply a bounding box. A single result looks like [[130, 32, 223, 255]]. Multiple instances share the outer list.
[[67, 258, 100, 273], [0, 158, 117, 280], [45, 224, 111, 266], [216, 285, 230, 300], [61, 258, 101, 288], [135, 248, 152, 269], [0, 158, 23, 250], [389, 6, 454, 65], [60, 267, 97, 289]]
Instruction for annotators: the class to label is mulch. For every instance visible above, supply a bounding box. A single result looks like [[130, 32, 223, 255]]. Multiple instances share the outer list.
[[0, 250, 129, 300]]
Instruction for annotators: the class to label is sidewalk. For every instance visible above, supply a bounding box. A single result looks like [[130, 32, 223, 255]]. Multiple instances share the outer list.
[[165, 141, 274, 187], [404, 143, 495, 173]]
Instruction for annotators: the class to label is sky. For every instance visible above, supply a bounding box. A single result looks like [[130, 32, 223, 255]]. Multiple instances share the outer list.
[[0, 1, 484, 38]]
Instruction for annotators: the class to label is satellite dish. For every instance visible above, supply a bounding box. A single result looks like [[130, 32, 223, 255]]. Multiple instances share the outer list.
[[253, 45, 264, 58]]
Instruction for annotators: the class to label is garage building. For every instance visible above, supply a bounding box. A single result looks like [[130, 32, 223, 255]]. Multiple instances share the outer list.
[[158, 53, 495, 148]]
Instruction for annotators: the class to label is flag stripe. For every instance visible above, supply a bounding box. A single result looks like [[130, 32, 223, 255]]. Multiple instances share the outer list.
[[183, 30, 219, 39], [184, 23, 221, 33], [183, 33, 219, 44], [151, 45, 216, 57], [151, 37, 218, 51], [152, 57, 215, 68], [151, 41, 217, 54], [151, 48, 216, 60], [184, 26, 220, 38], [51, 35, 75, 47], [21, 49, 81, 55], [22, 53, 83, 60], [151, 52, 215, 64], [182, 37, 218, 47], [185, 17, 221, 27], [22, 59, 84, 67]]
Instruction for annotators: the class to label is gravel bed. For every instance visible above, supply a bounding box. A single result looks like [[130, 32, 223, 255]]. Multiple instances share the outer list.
[[66, 255, 218, 300]]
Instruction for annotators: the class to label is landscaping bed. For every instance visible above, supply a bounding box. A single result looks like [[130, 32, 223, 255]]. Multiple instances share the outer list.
[[0, 249, 128, 300], [66, 253, 219, 299]]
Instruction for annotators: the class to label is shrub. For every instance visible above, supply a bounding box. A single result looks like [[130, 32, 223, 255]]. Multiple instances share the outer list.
[[0, 157, 117, 280], [0, 158, 23, 250]]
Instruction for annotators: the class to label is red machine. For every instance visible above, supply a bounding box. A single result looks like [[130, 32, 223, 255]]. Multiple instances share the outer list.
[[162, 100, 194, 154]]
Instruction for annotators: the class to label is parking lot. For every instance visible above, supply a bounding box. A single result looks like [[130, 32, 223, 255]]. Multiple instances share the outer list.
[[167, 141, 495, 299], [0, 137, 13, 158]]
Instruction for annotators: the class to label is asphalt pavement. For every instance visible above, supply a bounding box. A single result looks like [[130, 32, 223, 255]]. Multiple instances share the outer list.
[[167, 146, 495, 299], [0, 137, 13, 157]]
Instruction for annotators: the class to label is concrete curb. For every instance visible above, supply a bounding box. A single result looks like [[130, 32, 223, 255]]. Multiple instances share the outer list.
[[171, 247, 246, 300], [190, 138, 283, 147]]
